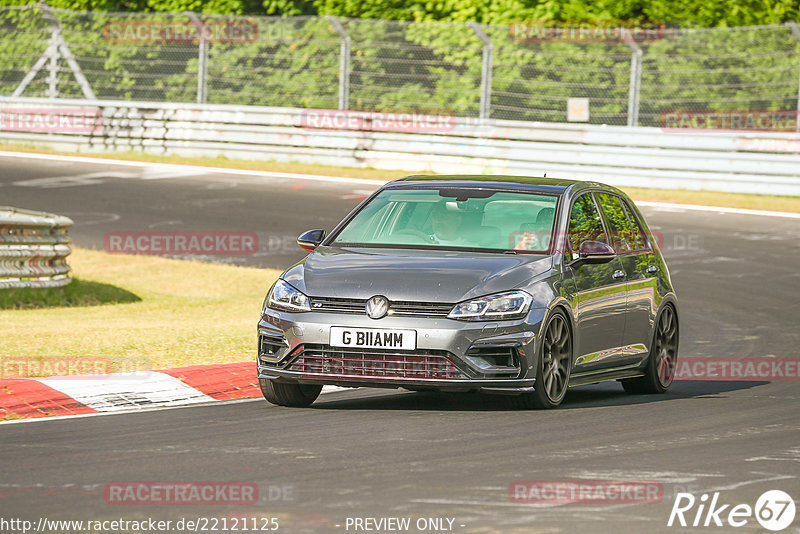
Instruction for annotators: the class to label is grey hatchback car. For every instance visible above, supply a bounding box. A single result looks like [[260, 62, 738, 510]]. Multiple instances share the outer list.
[[257, 176, 679, 409]]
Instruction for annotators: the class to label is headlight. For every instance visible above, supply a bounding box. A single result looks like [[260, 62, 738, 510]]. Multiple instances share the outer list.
[[267, 279, 311, 312], [448, 290, 533, 321]]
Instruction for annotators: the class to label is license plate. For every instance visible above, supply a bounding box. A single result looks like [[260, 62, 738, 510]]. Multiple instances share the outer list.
[[330, 327, 417, 350]]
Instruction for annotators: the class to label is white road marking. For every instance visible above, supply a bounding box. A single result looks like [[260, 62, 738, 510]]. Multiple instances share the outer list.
[[571, 470, 722, 484], [0, 151, 386, 186], [3, 150, 798, 218], [34, 372, 214, 412], [138, 166, 208, 180], [10, 165, 209, 188], [700, 472, 797, 493], [746, 447, 800, 463], [147, 220, 183, 228], [12, 171, 139, 188]]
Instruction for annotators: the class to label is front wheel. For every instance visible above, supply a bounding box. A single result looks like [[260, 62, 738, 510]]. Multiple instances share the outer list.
[[259, 379, 322, 407], [514, 310, 572, 409], [622, 304, 679, 394]]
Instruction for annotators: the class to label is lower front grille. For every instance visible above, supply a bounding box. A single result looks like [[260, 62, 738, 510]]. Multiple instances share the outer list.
[[289, 345, 467, 380]]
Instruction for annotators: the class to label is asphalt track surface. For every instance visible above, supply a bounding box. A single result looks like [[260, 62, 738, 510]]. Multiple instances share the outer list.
[[1, 154, 798, 533]]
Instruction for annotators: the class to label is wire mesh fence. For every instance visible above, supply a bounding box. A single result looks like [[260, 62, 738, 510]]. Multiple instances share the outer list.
[[1, 5, 799, 127]]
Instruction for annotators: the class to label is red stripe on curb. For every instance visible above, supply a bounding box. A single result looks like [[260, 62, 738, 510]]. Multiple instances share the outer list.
[[160, 362, 260, 400], [0, 379, 96, 419]]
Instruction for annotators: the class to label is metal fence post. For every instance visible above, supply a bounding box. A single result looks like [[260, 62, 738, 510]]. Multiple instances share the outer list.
[[788, 23, 800, 132], [47, 33, 58, 98], [185, 12, 208, 104], [13, 4, 96, 100], [326, 16, 350, 110], [468, 22, 493, 121], [625, 39, 643, 127]]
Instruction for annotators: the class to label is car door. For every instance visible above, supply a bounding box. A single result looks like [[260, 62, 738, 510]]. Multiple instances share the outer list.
[[566, 192, 628, 373], [595, 192, 659, 367]]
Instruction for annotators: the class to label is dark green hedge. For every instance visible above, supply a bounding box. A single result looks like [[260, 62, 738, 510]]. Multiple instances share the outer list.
[[1, 0, 799, 27], [1, 3, 798, 126]]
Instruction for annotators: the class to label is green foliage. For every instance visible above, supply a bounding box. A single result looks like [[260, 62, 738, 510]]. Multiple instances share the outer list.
[[3, 0, 798, 26], [307, 0, 800, 27], [1, 1, 798, 126], [203, 16, 340, 107]]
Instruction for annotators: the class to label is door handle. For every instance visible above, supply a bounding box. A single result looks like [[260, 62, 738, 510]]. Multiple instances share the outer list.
[[613, 270, 625, 280], [646, 265, 658, 274]]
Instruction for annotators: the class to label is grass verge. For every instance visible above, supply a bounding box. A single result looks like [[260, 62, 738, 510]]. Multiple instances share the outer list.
[[2, 142, 799, 213], [0, 247, 280, 376]]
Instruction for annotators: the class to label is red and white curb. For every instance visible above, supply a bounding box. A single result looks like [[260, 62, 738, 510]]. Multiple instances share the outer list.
[[0, 362, 343, 420]]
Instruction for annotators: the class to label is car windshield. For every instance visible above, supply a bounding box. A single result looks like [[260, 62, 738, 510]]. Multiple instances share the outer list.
[[331, 187, 558, 253]]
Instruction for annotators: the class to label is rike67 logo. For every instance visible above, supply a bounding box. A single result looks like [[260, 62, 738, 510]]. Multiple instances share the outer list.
[[668, 490, 795, 531]]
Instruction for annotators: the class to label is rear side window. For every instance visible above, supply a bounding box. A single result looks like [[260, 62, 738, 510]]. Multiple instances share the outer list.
[[596, 193, 636, 253], [596, 192, 649, 252], [568, 193, 607, 255], [623, 202, 650, 251]]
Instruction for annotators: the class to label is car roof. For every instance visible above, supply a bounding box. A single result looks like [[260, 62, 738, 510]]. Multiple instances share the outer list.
[[389, 174, 605, 195]]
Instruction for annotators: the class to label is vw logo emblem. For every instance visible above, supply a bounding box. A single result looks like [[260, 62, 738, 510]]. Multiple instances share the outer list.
[[365, 295, 389, 319]]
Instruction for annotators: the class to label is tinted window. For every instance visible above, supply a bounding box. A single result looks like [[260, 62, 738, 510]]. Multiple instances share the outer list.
[[332, 188, 558, 252], [622, 201, 649, 251], [596, 193, 637, 253], [596, 193, 650, 252], [568, 193, 607, 256]]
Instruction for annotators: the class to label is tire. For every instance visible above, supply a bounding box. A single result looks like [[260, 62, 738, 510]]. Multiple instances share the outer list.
[[622, 304, 679, 394], [513, 309, 573, 409], [259, 379, 322, 407]]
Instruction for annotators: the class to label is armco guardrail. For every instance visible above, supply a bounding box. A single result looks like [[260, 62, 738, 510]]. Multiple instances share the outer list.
[[0, 206, 73, 289], [1, 97, 799, 195]]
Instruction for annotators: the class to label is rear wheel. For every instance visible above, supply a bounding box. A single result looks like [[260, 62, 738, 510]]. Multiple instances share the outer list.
[[514, 310, 572, 409], [622, 304, 679, 394], [259, 379, 322, 407]]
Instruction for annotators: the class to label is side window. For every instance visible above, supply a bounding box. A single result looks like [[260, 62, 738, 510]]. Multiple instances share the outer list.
[[568, 193, 607, 256], [620, 201, 650, 251], [596, 193, 636, 253]]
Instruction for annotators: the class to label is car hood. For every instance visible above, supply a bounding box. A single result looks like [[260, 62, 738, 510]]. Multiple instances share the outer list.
[[282, 246, 553, 303]]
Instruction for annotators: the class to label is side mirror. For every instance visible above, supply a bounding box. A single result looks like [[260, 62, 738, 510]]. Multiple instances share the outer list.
[[297, 229, 326, 252], [570, 240, 615, 268]]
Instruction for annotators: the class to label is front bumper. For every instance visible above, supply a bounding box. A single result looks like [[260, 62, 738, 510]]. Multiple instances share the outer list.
[[258, 366, 537, 393], [256, 307, 545, 394]]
